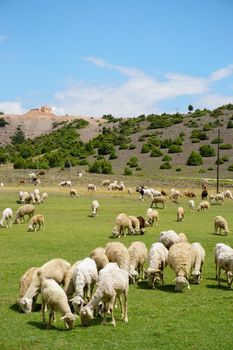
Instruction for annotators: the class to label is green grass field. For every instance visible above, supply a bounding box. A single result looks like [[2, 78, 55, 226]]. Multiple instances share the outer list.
[[0, 185, 233, 350]]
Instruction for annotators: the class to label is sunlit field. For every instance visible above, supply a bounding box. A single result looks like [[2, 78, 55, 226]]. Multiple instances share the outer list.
[[0, 184, 233, 350]]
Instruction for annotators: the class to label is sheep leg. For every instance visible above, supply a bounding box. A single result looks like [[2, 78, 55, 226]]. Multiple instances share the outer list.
[[47, 310, 54, 329], [41, 299, 46, 325], [123, 291, 128, 323], [218, 267, 222, 285]]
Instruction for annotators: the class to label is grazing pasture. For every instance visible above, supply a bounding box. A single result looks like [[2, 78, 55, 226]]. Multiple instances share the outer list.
[[0, 184, 233, 350]]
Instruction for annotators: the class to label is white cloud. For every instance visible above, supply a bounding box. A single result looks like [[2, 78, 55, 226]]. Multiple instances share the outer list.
[[0, 34, 7, 43], [195, 93, 233, 110], [209, 64, 233, 81], [54, 58, 214, 117], [0, 101, 25, 114]]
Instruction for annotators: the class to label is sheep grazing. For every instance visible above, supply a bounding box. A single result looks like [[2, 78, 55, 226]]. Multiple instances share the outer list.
[[19, 258, 71, 313], [177, 207, 185, 222], [188, 199, 195, 212], [40, 275, 77, 329], [136, 216, 146, 235], [27, 214, 45, 232], [105, 242, 130, 272], [222, 190, 233, 200], [150, 195, 166, 209], [146, 242, 168, 288], [0, 208, 13, 228], [91, 200, 99, 217], [90, 247, 109, 271], [71, 258, 98, 314], [214, 216, 230, 235], [210, 193, 224, 205], [101, 179, 111, 187], [146, 208, 159, 227], [63, 260, 81, 299], [17, 267, 38, 308], [41, 192, 48, 202], [87, 183, 96, 192], [170, 189, 181, 203], [168, 242, 196, 292], [70, 188, 78, 198], [128, 187, 132, 195], [201, 189, 208, 200], [214, 243, 233, 286], [128, 241, 148, 283], [128, 215, 140, 234], [59, 180, 71, 187], [184, 191, 196, 198], [80, 263, 129, 327], [159, 230, 187, 249], [14, 204, 36, 224], [34, 193, 41, 205], [18, 191, 30, 204], [112, 213, 134, 238], [197, 201, 209, 211], [191, 242, 205, 284]]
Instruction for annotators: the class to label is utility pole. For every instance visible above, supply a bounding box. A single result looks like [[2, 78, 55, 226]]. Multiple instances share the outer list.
[[216, 129, 220, 193]]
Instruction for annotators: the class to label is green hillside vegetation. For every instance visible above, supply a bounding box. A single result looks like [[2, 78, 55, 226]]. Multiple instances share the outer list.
[[0, 104, 233, 177]]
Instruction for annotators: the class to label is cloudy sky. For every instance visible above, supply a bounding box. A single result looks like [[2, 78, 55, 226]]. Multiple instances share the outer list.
[[0, 0, 233, 117]]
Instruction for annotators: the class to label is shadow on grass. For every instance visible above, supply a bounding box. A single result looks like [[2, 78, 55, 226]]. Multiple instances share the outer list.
[[205, 283, 231, 291], [137, 280, 175, 293], [211, 231, 227, 236], [10, 302, 41, 313]]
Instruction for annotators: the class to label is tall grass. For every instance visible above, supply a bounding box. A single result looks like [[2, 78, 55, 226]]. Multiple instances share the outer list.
[[0, 186, 233, 350]]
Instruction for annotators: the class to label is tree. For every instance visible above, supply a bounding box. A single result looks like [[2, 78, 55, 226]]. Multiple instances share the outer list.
[[188, 105, 194, 113], [10, 127, 26, 145], [199, 145, 216, 157]]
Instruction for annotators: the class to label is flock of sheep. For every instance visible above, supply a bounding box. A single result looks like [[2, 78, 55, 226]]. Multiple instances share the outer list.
[[1, 179, 233, 331]]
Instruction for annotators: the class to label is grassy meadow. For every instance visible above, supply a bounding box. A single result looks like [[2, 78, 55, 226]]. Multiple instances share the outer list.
[[0, 184, 233, 350]]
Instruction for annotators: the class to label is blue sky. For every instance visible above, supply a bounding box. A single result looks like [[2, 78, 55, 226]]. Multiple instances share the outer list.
[[0, 0, 233, 117]]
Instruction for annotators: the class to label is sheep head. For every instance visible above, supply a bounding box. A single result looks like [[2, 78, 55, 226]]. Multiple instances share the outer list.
[[175, 276, 190, 292], [71, 295, 86, 315], [61, 312, 77, 329], [80, 306, 93, 326], [192, 270, 201, 284], [19, 297, 33, 313], [146, 268, 162, 288]]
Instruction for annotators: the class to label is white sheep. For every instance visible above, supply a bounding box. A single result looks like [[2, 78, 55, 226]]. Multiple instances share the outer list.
[[19, 258, 71, 313], [214, 243, 233, 286], [27, 214, 44, 232], [70, 188, 78, 198], [34, 194, 41, 205], [188, 199, 195, 212], [101, 179, 111, 187], [91, 200, 99, 217], [170, 189, 181, 203], [168, 242, 196, 292], [128, 215, 140, 234], [80, 263, 129, 327], [14, 204, 36, 224], [214, 215, 230, 235], [112, 213, 134, 238], [105, 242, 130, 272], [16, 267, 38, 308], [177, 207, 185, 222], [59, 180, 71, 187], [71, 258, 98, 314], [87, 183, 96, 192], [40, 275, 77, 329], [19, 191, 30, 204], [128, 241, 148, 283], [33, 188, 40, 196], [210, 193, 224, 205], [0, 208, 13, 228], [41, 192, 48, 202], [146, 242, 168, 288], [90, 247, 109, 271], [63, 260, 81, 299], [191, 242, 205, 284], [197, 201, 209, 211], [146, 208, 159, 226], [222, 190, 233, 200], [159, 230, 187, 249]]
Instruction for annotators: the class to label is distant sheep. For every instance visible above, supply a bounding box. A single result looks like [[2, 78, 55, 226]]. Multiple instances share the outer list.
[[59, 180, 71, 187], [222, 190, 233, 200], [70, 188, 78, 198], [27, 214, 44, 232], [214, 216, 229, 235], [150, 196, 166, 209], [105, 242, 130, 272], [41, 192, 48, 202], [177, 207, 185, 222], [168, 242, 196, 292], [184, 191, 196, 198], [101, 179, 111, 187], [170, 189, 181, 203], [197, 201, 209, 211], [136, 216, 147, 235], [188, 200, 195, 212], [87, 184, 96, 192], [159, 230, 187, 250], [91, 200, 99, 217], [112, 213, 134, 238], [146, 242, 168, 288], [14, 204, 36, 224], [201, 189, 208, 200], [128, 241, 148, 283], [146, 208, 159, 226], [0, 208, 13, 228]]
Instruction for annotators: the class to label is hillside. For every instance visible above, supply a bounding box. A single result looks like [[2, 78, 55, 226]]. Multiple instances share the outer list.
[[0, 105, 233, 179]]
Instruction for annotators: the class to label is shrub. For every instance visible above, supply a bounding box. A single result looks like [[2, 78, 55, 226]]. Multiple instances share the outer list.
[[109, 152, 117, 160], [123, 167, 133, 175], [127, 156, 138, 168], [98, 142, 114, 155], [219, 144, 232, 150], [228, 164, 233, 171], [162, 155, 172, 161], [227, 120, 233, 128], [88, 159, 113, 174], [211, 137, 224, 144], [136, 166, 142, 171], [119, 143, 128, 150], [176, 168, 182, 172], [207, 167, 214, 171], [190, 130, 208, 140], [198, 168, 206, 173], [191, 139, 200, 143], [128, 143, 136, 150], [168, 145, 182, 153], [150, 147, 163, 157], [222, 156, 229, 162], [187, 151, 203, 166], [141, 143, 151, 153], [199, 145, 216, 157], [79, 159, 89, 165], [0, 117, 9, 127], [160, 161, 172, 169]]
